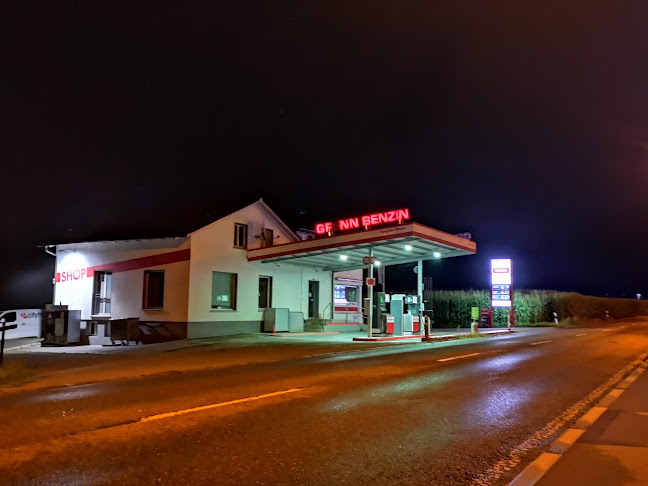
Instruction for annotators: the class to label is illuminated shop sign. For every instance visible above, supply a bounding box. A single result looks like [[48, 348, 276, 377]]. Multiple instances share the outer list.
[[315, 209, 410, 235], [491, 259, 512, 307]]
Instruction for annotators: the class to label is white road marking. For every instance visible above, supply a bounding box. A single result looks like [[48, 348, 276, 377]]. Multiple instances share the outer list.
[[575, 333, 587, 337], [140, 388, 302, 422], [474, 354, 646, 485], [601, 328, 610, 331], [530, 340, 551, 346], [437, 352, 481, 362]]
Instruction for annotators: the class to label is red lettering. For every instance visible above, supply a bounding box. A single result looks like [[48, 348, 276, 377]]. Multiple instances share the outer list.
[[317, 209, 411, 234], [73, 269, 81, 280], [81, 268, 86, 278]]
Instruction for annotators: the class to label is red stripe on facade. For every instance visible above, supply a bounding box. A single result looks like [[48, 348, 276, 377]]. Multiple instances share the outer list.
[[90, 249, 191, 274], [55, 273, 61, 282]]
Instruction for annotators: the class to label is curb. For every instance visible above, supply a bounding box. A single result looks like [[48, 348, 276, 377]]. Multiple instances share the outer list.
[[5, 341, 42, 351], [353, 329, 513, 342], [508, 352, 648, 486]]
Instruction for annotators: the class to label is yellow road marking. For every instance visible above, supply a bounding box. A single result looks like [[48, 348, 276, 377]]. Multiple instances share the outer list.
[[140, 388, 302, 422], [437, 352, 481, 362]]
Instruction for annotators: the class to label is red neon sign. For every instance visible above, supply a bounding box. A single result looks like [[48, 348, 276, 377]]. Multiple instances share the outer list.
[[315, 209, 410, 235]]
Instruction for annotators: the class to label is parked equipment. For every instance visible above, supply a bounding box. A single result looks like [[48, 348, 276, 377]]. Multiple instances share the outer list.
[[42, 306, 81, 345]]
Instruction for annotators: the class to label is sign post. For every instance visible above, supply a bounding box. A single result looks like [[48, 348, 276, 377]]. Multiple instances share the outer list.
[[0, 311, 18, 366], [367, 248, 374, 338]]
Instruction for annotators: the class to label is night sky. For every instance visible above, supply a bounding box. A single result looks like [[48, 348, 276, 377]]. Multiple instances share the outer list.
[[3, 2, 648, 309]]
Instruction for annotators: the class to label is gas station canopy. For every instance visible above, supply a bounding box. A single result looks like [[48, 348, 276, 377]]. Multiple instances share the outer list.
[[247, 223, 476, 272]]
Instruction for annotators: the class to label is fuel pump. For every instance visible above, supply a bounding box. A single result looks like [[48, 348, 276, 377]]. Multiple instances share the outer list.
[[373, 292, 394, 334], [403, 295, 422, 333]]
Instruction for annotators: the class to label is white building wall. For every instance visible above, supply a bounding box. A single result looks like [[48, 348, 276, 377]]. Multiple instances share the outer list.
[[187, 203, 332, 337], [54, 239, 190, 322]]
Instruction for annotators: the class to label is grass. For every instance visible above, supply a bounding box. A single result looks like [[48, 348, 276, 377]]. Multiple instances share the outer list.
[[0, 362, 35, 387], [516, 321, 559, 328]]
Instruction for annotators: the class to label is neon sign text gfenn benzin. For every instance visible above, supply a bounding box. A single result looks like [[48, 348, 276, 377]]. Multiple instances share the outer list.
[[315, 209, 411, 235]]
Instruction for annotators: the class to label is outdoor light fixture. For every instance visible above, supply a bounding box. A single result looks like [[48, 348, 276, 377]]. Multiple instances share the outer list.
[[374, 260, 381, 267], [339, 254, 348, 261], [404, 244, 412, 251], [433, 252, 441, 259]]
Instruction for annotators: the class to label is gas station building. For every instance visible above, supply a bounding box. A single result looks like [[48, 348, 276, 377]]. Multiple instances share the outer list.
[[48, 200, 476, 343]]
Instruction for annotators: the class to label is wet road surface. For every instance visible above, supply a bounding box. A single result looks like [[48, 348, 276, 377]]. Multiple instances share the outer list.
[[1, 323, 647, 485]]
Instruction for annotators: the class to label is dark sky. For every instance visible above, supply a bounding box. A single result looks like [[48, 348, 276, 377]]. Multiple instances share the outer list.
[[3, 1, 648, 309]]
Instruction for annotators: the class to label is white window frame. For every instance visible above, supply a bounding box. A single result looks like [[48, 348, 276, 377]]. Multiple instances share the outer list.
[[234, 223, 248, 249], [258, 276, 273, 309], [211, 271, 238, 310], [92, 271, 112, 316]]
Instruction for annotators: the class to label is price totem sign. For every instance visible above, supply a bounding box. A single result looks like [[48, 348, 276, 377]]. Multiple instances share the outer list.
[[490, 259, 512, 308]]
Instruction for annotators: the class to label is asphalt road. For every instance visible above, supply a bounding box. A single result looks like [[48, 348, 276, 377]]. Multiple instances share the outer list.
[[1, 322, 648, 485]]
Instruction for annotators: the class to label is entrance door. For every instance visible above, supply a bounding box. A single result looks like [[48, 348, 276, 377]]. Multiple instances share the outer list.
[[92, 271, 112, 316], [308, 281, 319, 318]]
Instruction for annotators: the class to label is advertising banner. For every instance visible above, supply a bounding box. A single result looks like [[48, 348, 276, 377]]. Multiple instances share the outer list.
[[0, 309, 42, 339]]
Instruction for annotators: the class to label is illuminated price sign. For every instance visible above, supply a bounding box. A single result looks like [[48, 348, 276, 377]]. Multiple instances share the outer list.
[[491, 259, 512, 307]]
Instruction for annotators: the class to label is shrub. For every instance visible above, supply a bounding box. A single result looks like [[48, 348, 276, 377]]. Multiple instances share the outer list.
[[423, 290, 648, 328]]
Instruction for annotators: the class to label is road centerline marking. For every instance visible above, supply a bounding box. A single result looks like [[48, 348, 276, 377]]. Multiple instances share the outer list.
[[139, 388, 302, 422], [530, 340, 551, 346], [575, 333, 587, 337], [437, 352, 481, 362]]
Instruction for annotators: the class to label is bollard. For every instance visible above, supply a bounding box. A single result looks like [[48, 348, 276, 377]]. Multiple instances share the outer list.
[[424, 316, 430, 342], [471, 320, 479, 334]]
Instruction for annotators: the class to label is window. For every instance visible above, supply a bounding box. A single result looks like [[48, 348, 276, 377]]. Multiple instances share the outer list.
[[234, 223, 248, 249], [263, 228, 274, 247], [334, 285, 358, 304], [212, 272, 237, 310], [143, 270, 165, 309], [92, 271, 112, 315], [258, 276, 272, 309]]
